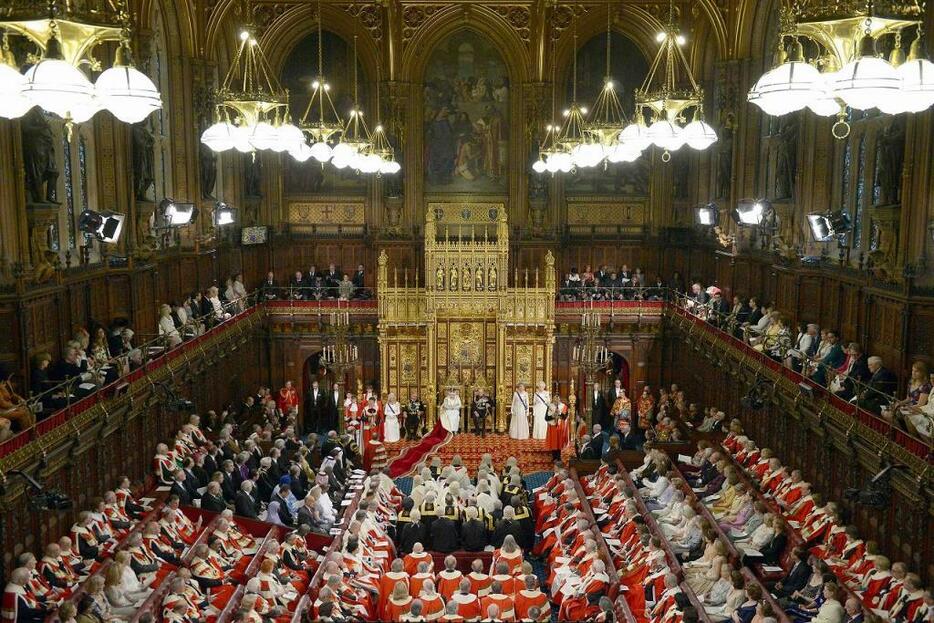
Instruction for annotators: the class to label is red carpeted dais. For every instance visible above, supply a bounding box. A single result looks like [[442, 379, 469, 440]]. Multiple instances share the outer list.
[[386, 429, 574, 476]]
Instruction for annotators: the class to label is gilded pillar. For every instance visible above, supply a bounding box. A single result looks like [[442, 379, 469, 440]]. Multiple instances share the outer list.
[[426, 321, 436, 429]]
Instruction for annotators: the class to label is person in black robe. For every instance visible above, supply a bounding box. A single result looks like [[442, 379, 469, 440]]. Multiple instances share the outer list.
[[511, 498, 535, 550], [398, 510, 428, 554], [430, 515, 460, 553], [461, 507, 489, 551], [491, 507, 523, 549]]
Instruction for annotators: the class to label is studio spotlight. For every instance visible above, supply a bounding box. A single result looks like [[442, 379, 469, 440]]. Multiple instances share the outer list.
[[213, 202, 237, 226], [807, 212, 851, 242], [158, 199, 198, 227], [732, 199, 771, 227], [78, 210, 125, 243], [695, 203, 719, 226]]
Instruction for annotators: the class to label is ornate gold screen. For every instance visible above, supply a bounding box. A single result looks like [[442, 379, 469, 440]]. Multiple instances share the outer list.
[[377, 204, 555, 431]]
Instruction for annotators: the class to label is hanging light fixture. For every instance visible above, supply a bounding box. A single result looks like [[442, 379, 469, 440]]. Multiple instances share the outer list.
[[0, 32, 32, 119], [532, 33, 568, 174], [334, 35, 373, 171], [296, 0, 344, 163], [554, 21, 605, 170], [1, 1, 161, 131], [634, 0, 716, 162], [747, 1, 930, 138], [585, 5, 642, 165], [201, 8, 291, 155], [368, 71, 401, 176]]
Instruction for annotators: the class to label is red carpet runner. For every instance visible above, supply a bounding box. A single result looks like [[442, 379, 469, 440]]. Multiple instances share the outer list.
[[386, 430, 577, 476], [387, 421, 451, 477]]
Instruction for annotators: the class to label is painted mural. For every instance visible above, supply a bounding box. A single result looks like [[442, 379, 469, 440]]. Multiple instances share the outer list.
[[423, 30, 509, 194]]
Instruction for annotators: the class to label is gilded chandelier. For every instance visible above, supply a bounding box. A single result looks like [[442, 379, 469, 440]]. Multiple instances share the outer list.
[[748, 0, 933, 138], [200, 18, 297, 155], [634, 0, 717, 162], [321, 309, 360, 371], [573, 311, 611, 374], [0, 0, 162, 130]]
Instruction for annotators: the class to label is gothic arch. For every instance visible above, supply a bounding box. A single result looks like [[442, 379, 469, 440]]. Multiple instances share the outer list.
[[261, 5, 382, 81], [734, 0, 780, 62], [138, 0, 195, 59], [400, 6, 531, 83]]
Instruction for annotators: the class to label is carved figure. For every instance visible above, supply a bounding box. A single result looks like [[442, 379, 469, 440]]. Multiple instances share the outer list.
[[487, 265, 497, 290], [200, 141, 217, 199], [463, 265, 472, 291], [132, 121, 155, 201], [774, 115, 798, 200], [21, 109, 59, 204], [874, 118, 905, 206], [475, 264, 484, 290], [436, 264, 445, 290], [245, 155, 262, 198], [449, 265, 458, 291]]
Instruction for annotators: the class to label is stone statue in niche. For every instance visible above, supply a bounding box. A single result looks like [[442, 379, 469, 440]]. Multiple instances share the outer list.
[[200, 141, 217, 199], [132, 120, 155, 201], [435, 264, 445, 290], [774, 114, 798, 200], [29, 221, 58, 284], [21, 109, 59, 205], [874, 117, 905, 206], [716, 113, 735, 199], [244, 155, 262, 198]]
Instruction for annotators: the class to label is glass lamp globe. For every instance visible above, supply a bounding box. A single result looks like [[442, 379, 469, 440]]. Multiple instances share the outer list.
[[606, 143, 640, 163], [682, 119, 718, 150], [95, 64, 162, 123], [544, 156, 560, 173], [571, 143, 604, 168], [331, 142, 357, 162], [357, 153, 382, 173], [379, 159, 401, 175], [748, 60, 823, 116], [68, 97, 102, 123], [232, 125, 254, 152], [276, 121, 305, 151], [309, 141, 332, 162], [201, 121, 237, 152], [289, 142, 313, 162], [647, 119, 685, 151], [619, 122, 652, 151], [22, 58, 95, 120], [0, 64, 33, 119], [895, 51, 934, 113], [552, 151, 573, 172], [806, 75, 842, 116], [832, 50, 901, 111], [245, 121, 278, 151], [330, 152, 351, 169], [532, 159, 547, 173]]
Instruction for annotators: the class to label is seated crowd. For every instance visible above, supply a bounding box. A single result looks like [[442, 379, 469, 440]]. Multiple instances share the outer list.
[[311, 452, 626, 622], [258, 263, 370, 302], [576, 381, 726, 461], [578, 407, 931, 623], [681, 285, 931, 441], [1, 374, 369, 623], [0, 279, 252, 441], [559, 266, 680, 302]]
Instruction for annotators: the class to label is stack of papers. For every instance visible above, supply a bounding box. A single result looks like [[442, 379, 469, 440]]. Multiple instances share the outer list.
[[678, 454, 693, 464]]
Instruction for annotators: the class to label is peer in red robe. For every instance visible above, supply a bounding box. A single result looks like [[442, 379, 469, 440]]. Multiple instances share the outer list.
[[277, 381, 299, 413]]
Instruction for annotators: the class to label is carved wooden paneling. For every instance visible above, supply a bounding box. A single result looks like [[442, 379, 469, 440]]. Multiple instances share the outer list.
[[909, 307, 934, 362]]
